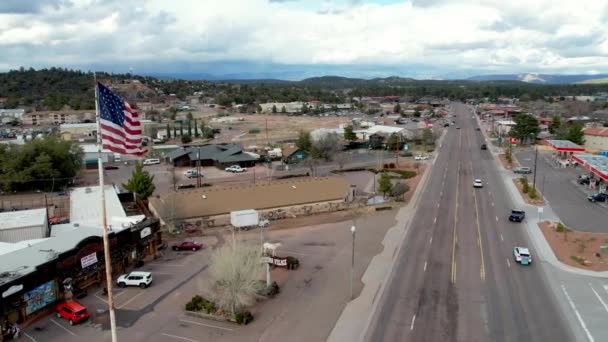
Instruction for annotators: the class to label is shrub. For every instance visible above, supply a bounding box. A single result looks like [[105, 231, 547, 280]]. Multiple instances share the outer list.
[[249, 128, 261, 134], [528, 187, 538, 199], [588, 237, 597, 242], [571, 256, 586, 266], [556, 223, 565, 232], [185, 295, 216, 313], [388, 162, 396, 169], [382, 169, 416, 179], [258, 281, 280, 297], [383, 163, 389, 169], [400, 151, 413, 157], [234, 311, 254, 325]]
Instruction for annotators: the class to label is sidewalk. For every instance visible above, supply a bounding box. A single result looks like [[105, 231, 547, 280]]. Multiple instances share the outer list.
[[326, 128, 446, 342], [476, 113, 608, 278]]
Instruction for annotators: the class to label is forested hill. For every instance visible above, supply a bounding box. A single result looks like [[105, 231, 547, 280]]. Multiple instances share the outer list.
[[0, 68, 154, 110]]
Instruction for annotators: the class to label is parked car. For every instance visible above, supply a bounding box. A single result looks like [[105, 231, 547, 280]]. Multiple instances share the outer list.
[[513, 247, 532, 265], [480, 144, 487, 150], [509, 209, 526, 222], [172, 240, 203, 251], [456, 126, 461, 129], [143, 158, 160, 166], [588, 193, 608, 202], [116, 271, 153, 288], [225, 165, 247, 173], [476, 127, 481, 131], [414, 155, 429, 161], [56, 301, 90, 325], [184, 169, 202, 178], [104, 165, 119, 170], [473, 179, 483, 188], [577, 175, 591, 185], [513, 167, 532, 174]]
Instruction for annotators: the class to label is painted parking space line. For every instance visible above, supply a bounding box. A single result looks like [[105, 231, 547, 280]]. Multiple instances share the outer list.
[[23, 332, 37, 342], [161, 333, 202, 342], [178, 319, 234, 331], [561, 284, 595, 342], [116, 291, 145, 309], [50, 318, 77, 337]]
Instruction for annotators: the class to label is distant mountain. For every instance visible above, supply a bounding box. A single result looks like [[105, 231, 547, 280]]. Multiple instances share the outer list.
[[468, 73, 608, 84]]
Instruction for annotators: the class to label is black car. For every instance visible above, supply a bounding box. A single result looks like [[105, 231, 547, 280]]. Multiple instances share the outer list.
[[509, 209, 526, 222], [481, 144, 487, 150], [177, 184, 196, 190], [588, 193, 608, 202]]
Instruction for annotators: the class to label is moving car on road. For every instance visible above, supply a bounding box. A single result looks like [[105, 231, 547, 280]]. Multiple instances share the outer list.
[[172, 240, 203, 251], [513, 166, 532, 174], [509, 209, 526, 222], [56, 301, 90, 325], [513, 247, 532, 265], [117, 271, 153, 288], [414, 155, 429, 160], [480, 144, 487, 150], [184, 169, 202, 178], [473, 179, 483, 188], [225, 165, 247, 173], [104, 165, 119, 170], [143, 158, 160, 166], [588, 193, 608, 203]]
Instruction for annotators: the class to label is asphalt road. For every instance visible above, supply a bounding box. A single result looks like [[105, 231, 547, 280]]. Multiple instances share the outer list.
[[366, 103, 573, 342]]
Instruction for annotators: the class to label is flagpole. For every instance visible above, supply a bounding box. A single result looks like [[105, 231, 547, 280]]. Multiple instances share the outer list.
[[95, 74, 119, 342]]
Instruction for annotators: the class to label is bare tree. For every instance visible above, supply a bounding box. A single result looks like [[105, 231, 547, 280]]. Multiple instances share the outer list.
[[209, 243, 264, 315], [334, 152, 350, 170], [312, 133, 341, 161], [303, 157, 320, 177]]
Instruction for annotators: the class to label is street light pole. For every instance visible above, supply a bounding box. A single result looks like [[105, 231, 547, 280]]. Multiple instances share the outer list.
[[350, 225, 356, 300], [532, 141, 538, 190]]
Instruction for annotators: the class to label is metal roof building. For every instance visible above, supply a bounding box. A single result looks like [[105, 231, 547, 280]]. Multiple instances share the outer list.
[[571, 154, 608, 181], [545, 140, 586, 152], [0, 208, 48, 243]]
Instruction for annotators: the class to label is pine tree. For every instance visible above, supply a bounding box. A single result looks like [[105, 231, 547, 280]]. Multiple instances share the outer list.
[[187, 120, 192, 136], [180, 123, 184, 136], [122, 162, 156, 200], [378, 172, 393, 197]]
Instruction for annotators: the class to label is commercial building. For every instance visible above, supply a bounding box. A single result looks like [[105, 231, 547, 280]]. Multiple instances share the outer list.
[[60, 123, 97, 141], [583, 128, 608, 152], [79, 144, 115, 169], [23, 110, 96, 126], [0, 186, 161, 330], [0, 209, 48, 243], [167, 144, 259, 168], [148, 177, 354, 228]]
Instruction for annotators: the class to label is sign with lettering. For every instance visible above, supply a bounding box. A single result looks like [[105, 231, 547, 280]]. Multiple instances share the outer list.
[[2, 284, 23, 298], [262, 256, 288, 267], [80, 252, 98, 269]]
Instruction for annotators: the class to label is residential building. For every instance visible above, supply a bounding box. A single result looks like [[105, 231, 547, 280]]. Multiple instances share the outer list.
[[311, 127, 344, 141], [60, 123, 97, 141], [79, 144, 114, 168], [259, 102, 308, 114], [583, 128, 608, 151], [23, 110, 96, 126], [282, 146, 307, 164]]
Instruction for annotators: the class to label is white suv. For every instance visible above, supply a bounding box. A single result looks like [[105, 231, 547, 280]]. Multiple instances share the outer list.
[[117, 271, 153, 288]]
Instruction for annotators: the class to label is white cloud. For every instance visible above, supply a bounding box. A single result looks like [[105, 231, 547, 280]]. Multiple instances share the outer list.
[[0, 0, 607, 77]]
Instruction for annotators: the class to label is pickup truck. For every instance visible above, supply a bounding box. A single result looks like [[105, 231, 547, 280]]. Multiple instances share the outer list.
[[508, 209, 526, 222]]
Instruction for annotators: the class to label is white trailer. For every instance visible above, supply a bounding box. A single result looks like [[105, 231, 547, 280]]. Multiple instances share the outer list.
[[230, 209, 269, 231]]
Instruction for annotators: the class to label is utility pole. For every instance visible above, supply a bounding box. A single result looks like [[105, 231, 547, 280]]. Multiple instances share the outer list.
[[196, 145, 201, 188], [265, 118, 269, 145], [349, 225, 356, 300], [532, 144, 538, 190]]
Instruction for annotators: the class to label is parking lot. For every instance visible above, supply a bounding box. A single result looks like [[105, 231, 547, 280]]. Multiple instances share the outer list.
[[515, 149, 608, 232], [24, 209, 397, 342]]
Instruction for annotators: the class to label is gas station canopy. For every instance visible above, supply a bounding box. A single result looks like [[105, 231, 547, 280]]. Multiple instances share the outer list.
[[545, 140, 586, 152], [572, 154, 608, 181]]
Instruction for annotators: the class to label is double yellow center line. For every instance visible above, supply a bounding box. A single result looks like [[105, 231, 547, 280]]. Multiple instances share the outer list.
[[471, 161, 486, 281]]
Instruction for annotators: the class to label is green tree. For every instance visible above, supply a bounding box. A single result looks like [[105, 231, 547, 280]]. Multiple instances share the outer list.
[[194, 119, 200, 138], [387, 133, 401, 151], [122, 162, 156, 200], [180, 123, 184, 136], [566, 124, 585, 145], [186, 112, 194, 121], [549, 116, 562, 134], [296, 130, 312, 152], [301, 103, 309, 114], [343, 125, 357, 141], [281, 106, 287, 114], [166, 124, 171, 139], [181, 134, 193, 144], [272, 105, 277, 113], [414, 109, 421, 117], [174, 126, 177, 137], [422, 128, 434, 145], [394, 103, 401, 113], [509, 113, 540, 144], [187, 120, 192, 136], [256, 104, 263, 113], [378, 172, 393, 197]]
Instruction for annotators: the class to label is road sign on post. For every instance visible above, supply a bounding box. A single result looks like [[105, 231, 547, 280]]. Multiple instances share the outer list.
[[510, 137, 518, 148]]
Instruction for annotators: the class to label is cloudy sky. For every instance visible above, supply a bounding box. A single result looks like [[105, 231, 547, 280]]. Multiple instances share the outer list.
[[1, 0, 608, 79]]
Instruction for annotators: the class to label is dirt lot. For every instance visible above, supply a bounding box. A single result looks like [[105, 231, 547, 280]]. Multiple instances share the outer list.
[[540, 221, 608, 271], [210, 114, 351, 144], [512, 178, 545, 205]]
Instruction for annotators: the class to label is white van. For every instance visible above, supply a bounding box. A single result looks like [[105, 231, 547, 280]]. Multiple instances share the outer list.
[[113, 153, 121, 162], [143, 159, 160, 166]]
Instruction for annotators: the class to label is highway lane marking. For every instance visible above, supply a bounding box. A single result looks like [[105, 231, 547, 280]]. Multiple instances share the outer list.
[[429, 237, 433, 244], [437, 203, 440, 208], [434, 217, 437, 224], [506, 258, 511, 268], [116, 291, 145, 309], [162, 333, 203, 342], [472, 186, 486, 281], [589, 284, 608, 314], [500, 233, 504, 241], [178, 319, 234, 331], [451, 162, 461, 284], [561, 284, 595, 342], [491, 202, 494, 207], [496, 216, 499, 222], [424, 261, 427, 272], [440, 190, 443, 197], [50, 319, 77, 336], [410, 314, 416, 330]]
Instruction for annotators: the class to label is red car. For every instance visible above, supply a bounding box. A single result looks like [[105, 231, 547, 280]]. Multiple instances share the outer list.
[[172, 240, 203, 251], [56, 301, 90, 325]]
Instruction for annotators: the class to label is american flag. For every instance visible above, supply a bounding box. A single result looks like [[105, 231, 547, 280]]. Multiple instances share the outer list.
[[97, 82, 147, 156]]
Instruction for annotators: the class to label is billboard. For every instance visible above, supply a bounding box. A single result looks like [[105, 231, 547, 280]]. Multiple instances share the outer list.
[[24, 280, 56, 315]]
